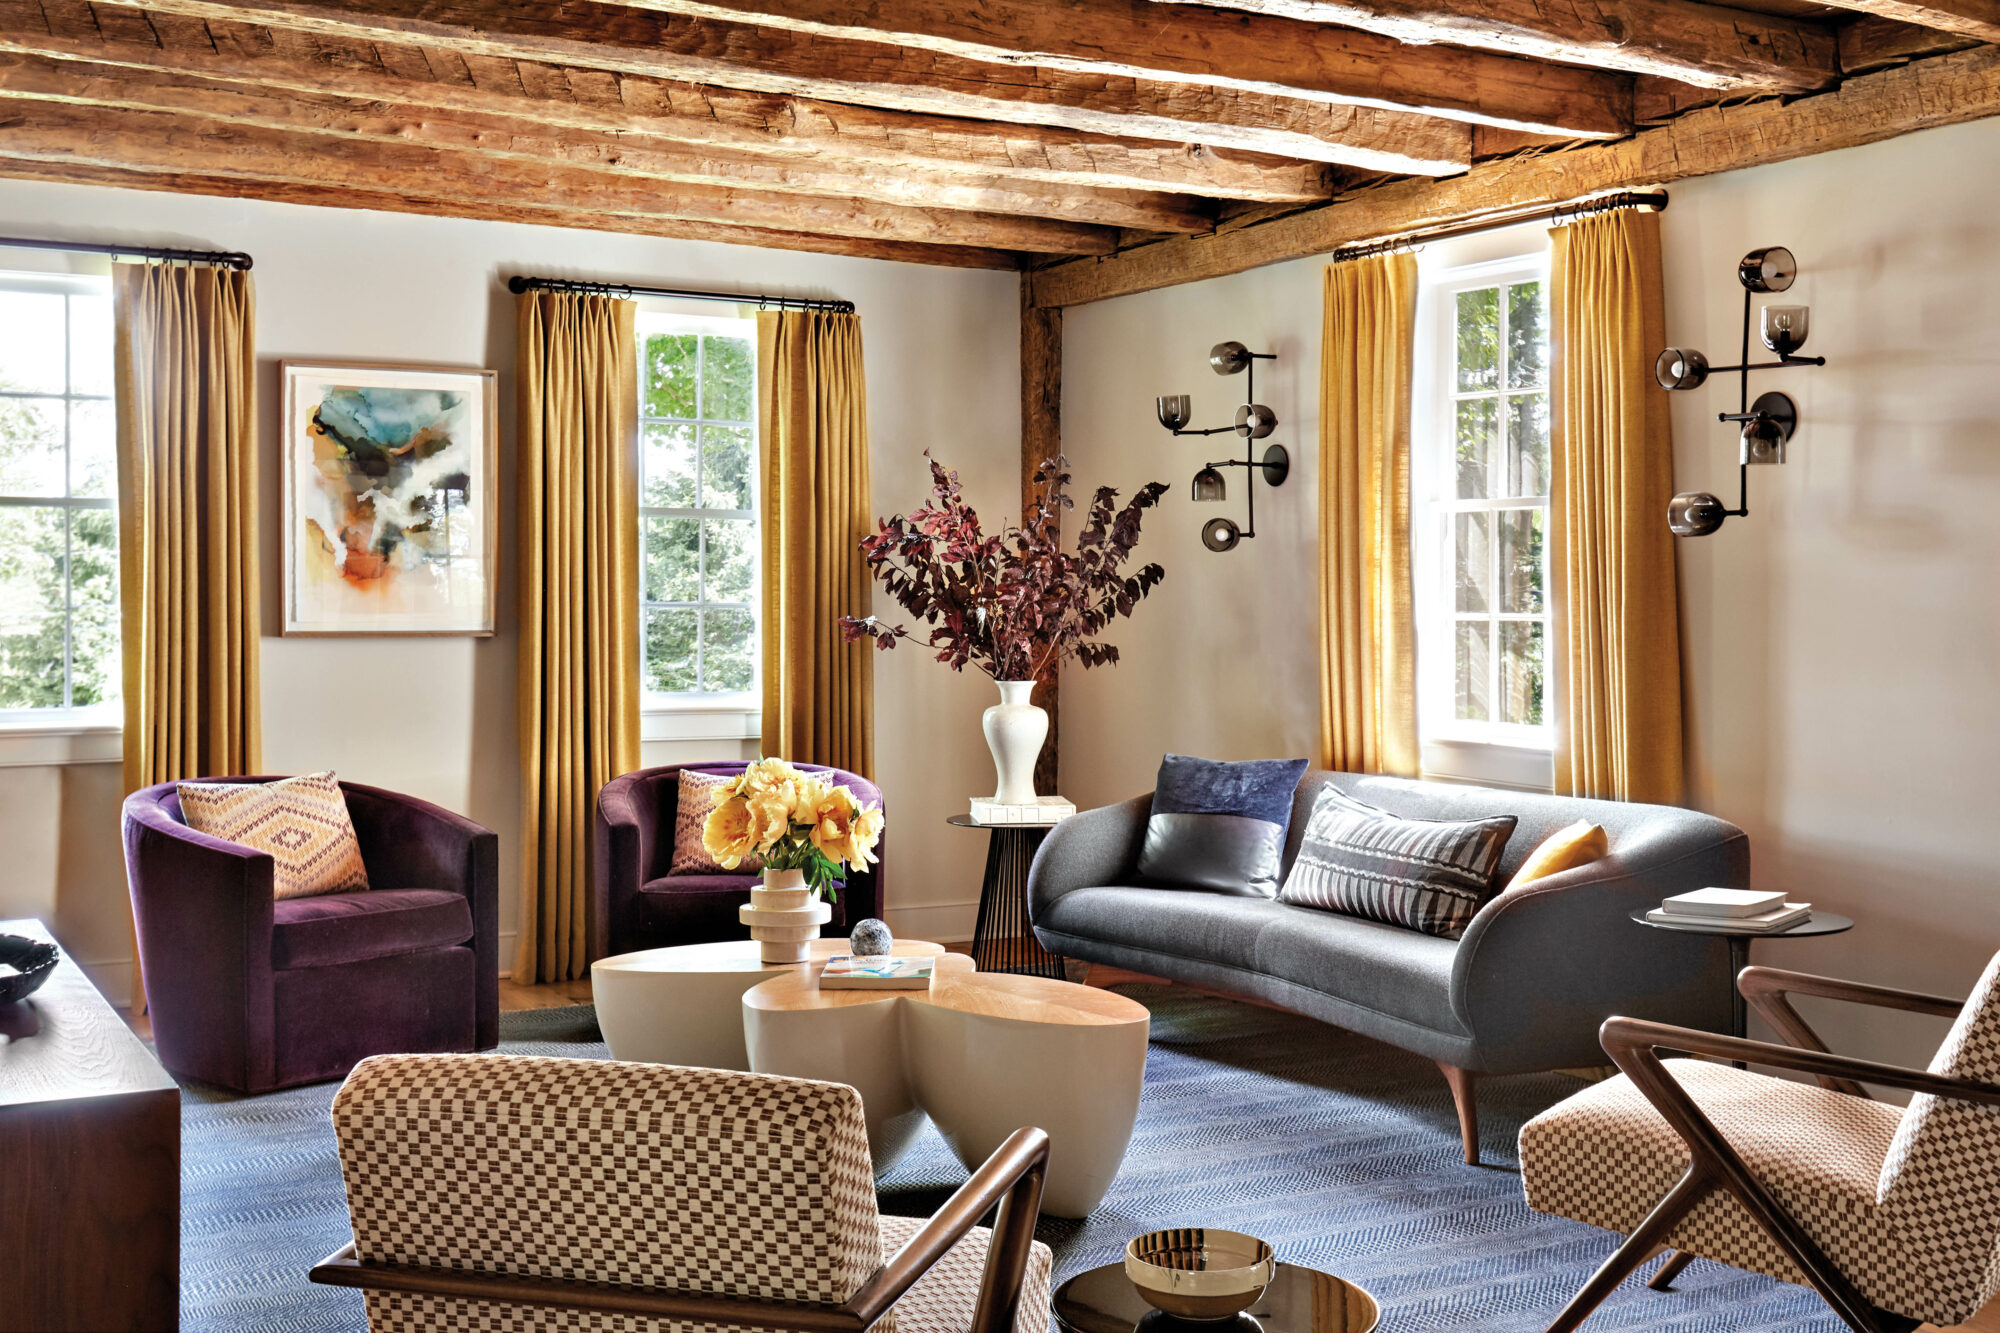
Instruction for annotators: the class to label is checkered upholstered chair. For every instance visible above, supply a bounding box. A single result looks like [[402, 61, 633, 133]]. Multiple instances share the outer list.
[[310, 1053, 1054, 1333], [1519, 952, 2000, 1333]]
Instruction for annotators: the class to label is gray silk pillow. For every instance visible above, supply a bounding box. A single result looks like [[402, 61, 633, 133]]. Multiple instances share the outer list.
[[1278, 786, 1516, 936]]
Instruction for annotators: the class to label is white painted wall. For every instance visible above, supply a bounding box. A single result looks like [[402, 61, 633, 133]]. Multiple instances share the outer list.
[[0, 177, 1021, 999], [1060, 116, 2000, 1071]]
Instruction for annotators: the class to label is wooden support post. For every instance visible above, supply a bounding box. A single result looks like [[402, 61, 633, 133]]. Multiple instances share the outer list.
[[1021, 274, 1062, 797]]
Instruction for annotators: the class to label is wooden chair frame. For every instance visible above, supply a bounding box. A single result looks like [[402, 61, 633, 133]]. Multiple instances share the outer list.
[[312, 1126, 1050, 1333], [1545, 965, 2000, 1333]]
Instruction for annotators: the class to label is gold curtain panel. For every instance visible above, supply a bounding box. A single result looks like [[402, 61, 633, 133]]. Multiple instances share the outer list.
[[758, 309, 874, 780], [1549, 210, 1686, 804], [516, 290, 641, 983], [1318, 253, 1419, 778]]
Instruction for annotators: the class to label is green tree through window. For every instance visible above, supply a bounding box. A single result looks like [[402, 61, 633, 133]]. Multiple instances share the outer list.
[[0, 276, 118, 714], [637, 314, 758, 697]]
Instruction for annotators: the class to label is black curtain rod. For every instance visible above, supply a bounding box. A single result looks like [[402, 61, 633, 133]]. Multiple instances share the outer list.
[[0, 235, 253, 270], [1330, 190, 1670, 263], [507, 274, 854, 314]]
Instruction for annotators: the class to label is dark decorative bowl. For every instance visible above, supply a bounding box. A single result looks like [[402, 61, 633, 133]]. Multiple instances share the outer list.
[[0, 934, 59, 1005]]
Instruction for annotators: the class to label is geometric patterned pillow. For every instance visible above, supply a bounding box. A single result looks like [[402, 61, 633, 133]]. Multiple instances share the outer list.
[[177, 770, 370, 900], [668, 767, 763, 876], [1277, 785, 1515, 937]]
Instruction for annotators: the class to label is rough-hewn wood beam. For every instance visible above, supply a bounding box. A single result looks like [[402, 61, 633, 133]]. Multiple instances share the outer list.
[[1838, 15, 1980, 72], [1028, 43, 2000, 305], [0, 156, 1022, 267], [92, 0, 1481, 167], [1019, 274, 1061, 798], [1161, 0, 1838, 91], [625, 0, 1631, 136], [0, 51, 1216, 232], [0, 99, 1121, 253], [0, 1, 1345, 200], [1810, 0, 2000, 44]]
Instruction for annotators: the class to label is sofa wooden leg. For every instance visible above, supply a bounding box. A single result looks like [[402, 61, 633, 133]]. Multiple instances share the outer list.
[[1647, 1249, 1695, 1291], [1436, 1062, 1480, 1165]]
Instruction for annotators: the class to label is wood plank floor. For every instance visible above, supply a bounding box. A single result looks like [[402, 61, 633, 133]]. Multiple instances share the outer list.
[[501, 955, 1999, 1332]]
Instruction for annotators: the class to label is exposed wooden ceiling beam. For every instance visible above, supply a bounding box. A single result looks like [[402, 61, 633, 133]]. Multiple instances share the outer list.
[[0, 157, 1024, 267], [1157, 0, 1837, 91], [0, 1, 1347, 200], [0, 51, 1217, 232], [1838, 15, 1980, 72], [91, 0, 1482, 167], [1027, 43, 2000, 305], [0, 99, 1124, 253], [620, 0, 1632, 135], [1808, 0, 2000, 44]]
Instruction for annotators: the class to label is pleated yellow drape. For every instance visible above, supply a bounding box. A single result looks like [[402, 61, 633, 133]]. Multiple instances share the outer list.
[[114, 262, 262, 1009], [1318, 253, 1419, 777], [757, 309, 874, 778], [516, 291, 640, 983], [1548, 210, 1686, 804]]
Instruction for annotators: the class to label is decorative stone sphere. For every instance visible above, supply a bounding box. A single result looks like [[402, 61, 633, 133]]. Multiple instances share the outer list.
[[849, 918, 894, 957]]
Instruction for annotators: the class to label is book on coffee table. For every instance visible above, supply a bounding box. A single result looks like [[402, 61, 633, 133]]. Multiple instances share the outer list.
[[819, 955, 935, 990]]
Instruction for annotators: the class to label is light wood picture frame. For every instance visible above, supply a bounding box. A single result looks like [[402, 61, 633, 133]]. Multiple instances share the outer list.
[[280, 360, 499, 636]]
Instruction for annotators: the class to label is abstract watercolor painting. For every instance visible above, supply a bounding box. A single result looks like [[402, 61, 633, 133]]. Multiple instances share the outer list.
[[281, 361, 498, 635]]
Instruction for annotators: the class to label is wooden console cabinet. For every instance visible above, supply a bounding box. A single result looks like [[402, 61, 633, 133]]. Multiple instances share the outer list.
[[0, 918, 180, 1331]]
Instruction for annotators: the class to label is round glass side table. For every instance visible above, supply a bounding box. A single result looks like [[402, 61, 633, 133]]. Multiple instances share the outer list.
[[1053, 1261, 1379, 1333], [1629, 907, 1854, 1039]]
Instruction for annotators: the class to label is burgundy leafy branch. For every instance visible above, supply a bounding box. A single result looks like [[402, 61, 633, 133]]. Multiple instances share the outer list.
[[839, 453, 1170, 681]]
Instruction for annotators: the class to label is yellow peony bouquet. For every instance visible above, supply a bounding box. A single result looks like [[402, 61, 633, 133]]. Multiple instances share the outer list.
[[702, 758, 884, 901]]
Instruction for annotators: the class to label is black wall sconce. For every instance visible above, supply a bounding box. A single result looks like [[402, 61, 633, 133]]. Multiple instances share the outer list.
[[1658, 246, 1828, 537], [1156, 341, 1291, 552]]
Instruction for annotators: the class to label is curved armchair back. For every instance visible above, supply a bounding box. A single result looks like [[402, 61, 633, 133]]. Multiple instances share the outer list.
[[592, 762, 885, 960]]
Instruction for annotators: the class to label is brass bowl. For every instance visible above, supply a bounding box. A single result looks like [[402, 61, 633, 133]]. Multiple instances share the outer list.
[[1124, 1228, 1276, 1322]]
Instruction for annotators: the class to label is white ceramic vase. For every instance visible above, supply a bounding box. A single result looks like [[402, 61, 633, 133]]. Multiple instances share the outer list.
[[739, 867, 832, 964], [983, 679, 1049, 806]]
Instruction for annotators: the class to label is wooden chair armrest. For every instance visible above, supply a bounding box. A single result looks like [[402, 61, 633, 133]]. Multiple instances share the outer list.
[[1735, 966, 1965, 1096], [311, 1127, 1052, 1333], [1601, 1016, 2000, 1110]]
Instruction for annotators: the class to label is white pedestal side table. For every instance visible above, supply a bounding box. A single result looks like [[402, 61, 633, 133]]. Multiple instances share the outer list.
[[742, 952, 1149, 1218], [592, 937, 945, 1070]]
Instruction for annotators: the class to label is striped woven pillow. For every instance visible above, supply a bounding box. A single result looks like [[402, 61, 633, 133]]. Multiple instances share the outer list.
[[177, 771, 370, 901], [1278, 787, 1515, 937]]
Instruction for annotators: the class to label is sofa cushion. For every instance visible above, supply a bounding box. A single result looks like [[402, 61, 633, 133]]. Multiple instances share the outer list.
[[1137, 754, 1309, 898], [1037, 885, 1291, 974], [271, 888, 472, 970], [1279, 786, 1515, 937], [1253, 907, 1465, 1034], [178, 770, 370, 900], [641, 873, 764, 896], [668, 769, 765, 876]]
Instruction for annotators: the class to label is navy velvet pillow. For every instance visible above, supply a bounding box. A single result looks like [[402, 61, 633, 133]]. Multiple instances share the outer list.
[[1136, 754, 1310, 897]]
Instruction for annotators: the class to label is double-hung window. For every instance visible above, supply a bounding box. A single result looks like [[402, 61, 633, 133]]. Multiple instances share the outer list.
[[0, 273, 118, 723], [1413, 255, 1553, 789], [636, 312, 759, 711]]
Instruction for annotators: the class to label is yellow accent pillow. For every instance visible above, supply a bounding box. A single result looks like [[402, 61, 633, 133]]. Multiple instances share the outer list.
[[1505, 819, 1608, 892], [177, 771, 371, 900]]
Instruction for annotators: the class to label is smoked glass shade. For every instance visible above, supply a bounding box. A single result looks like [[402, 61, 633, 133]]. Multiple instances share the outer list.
[[1192, 466, 1227, 502]]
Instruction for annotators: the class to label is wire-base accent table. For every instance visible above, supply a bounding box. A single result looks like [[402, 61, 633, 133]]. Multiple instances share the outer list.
[[949, 815, 1066, 978]]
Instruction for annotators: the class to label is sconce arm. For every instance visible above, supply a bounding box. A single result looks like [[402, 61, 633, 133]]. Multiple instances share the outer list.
[[1172, 424, 1241, 437]]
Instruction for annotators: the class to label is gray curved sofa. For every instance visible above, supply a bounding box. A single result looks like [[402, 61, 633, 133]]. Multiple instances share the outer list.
[[1027, 770, 1747, 1164]]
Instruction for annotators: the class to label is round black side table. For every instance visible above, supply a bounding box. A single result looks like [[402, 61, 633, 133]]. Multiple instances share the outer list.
[[1629, 907, 1854, 1039], [947, 814, 1066, 978], [1054, 1260, 1379, 1333]]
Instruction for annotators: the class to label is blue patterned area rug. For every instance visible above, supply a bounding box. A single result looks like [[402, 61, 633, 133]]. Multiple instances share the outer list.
[[179, 988, 1842, 1332]]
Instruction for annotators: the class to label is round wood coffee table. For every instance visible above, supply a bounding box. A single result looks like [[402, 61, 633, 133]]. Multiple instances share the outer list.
[[592, 937, 945, 1070], [743, 954, 1149, 1218], [1054, 1260, 1379, 1333]]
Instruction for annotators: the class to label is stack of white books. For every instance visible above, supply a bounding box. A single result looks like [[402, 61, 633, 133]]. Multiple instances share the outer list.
[[1647, 887, 1812, 933], [968, 796, 1075, 825]]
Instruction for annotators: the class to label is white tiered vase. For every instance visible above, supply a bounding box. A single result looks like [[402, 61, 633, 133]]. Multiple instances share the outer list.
[[740, 868, 832, 964], [983, 679, 1049, 807]]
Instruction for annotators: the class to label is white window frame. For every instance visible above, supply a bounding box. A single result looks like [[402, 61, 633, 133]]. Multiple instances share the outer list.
[[635, 308, 761, 742], [1412, 251, 1555, 792], [0, 269, 121, 752]]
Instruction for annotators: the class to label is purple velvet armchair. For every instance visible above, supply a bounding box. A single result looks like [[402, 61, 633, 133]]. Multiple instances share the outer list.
[[122, 777, 499, 1094], [592, 762, 885, 960]]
